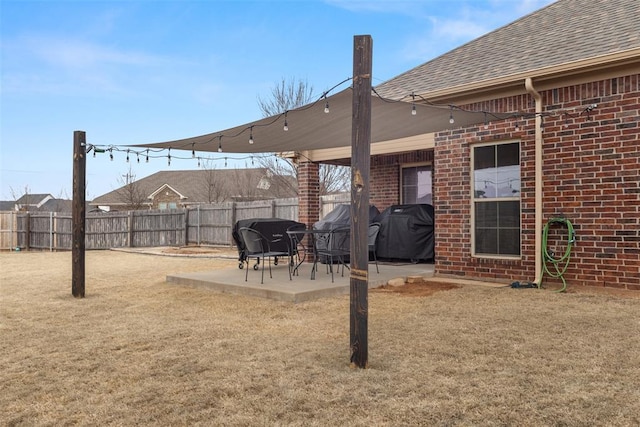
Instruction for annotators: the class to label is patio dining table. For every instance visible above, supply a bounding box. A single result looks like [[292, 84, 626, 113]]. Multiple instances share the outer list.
[[286, 228, 328, 280]]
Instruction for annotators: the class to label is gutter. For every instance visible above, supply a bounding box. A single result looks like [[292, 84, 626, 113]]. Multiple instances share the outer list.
[[525, 77, 543, 284]]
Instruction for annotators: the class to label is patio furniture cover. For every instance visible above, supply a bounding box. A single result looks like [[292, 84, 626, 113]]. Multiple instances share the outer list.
[[232, 218, 304, 265], [375, 204, 435, 262], [313, 204, 380, 263]]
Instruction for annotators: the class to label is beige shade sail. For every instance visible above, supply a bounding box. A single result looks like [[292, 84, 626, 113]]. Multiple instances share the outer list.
[[130, 87, 510, 155]]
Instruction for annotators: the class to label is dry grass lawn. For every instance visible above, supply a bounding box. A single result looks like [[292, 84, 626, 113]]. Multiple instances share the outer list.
[[1, 250, 639, 426]]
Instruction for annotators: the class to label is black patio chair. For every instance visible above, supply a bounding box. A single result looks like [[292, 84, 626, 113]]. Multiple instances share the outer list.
[[315, 226, 350, 283], [238, 227, 291, 284], [368, 222, 381, 274]]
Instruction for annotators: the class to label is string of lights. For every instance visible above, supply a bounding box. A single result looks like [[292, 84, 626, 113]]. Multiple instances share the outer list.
[[86, 75, 599, 168]]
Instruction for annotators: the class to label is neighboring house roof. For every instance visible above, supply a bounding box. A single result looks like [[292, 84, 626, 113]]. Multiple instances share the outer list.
[[38, 199, 73, 212], [375, 0, 640, 100], [90, 169, 297, 206], [15, 193, 54, 208], [0, 201, 15, 211]]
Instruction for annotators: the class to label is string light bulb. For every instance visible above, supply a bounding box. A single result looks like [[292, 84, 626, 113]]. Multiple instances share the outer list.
[[167, 148, 171, 166], [109, 148, 113, 161], [197, 157, 201, 167], [411, 92, 417, 116], [191, 143, 196, 158], [249, 126, 254, 144], [483, 112, 488, 129], [145, 150, 149, 163], [449, 106, 455, 124], [283, 112, 289, 131], [126, 149, 130, 163], [324, 96, 330, 114], [218, 136, 223, 153]]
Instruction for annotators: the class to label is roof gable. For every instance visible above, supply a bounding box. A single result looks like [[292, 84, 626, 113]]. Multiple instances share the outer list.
[[15, 193, 54, 206], [376, 0, 640, 99], [148, 184, 187, 200]]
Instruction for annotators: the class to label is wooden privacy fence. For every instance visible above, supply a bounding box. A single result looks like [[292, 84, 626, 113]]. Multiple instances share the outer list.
[[2, 196, 349, 251]]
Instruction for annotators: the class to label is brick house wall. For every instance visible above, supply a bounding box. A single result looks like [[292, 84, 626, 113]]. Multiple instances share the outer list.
[[151, 187, 182, 209], [434, 74, 640, 290]]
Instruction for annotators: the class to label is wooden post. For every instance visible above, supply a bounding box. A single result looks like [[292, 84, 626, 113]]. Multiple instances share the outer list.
[[128, 210, 134, 247], [72, 131, 86, 298], [350, 35, 372, 369], [24, 212, 30, 251]]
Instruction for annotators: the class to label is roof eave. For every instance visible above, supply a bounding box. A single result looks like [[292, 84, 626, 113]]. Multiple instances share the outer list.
[[419, 48, 640, 104]]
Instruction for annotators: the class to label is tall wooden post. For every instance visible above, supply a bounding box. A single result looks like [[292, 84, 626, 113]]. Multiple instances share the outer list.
[[350, 35, 372, 368], [72, 131, 86, 298]]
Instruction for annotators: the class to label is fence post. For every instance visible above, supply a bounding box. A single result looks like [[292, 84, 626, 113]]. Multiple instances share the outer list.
[[24, 212, 31, 251], [50, 211, 54, 252], [230, 202, 237, 246], [128, 210, 134, 247], [182, 208, 188, 246], [197, 205, 201, 246]]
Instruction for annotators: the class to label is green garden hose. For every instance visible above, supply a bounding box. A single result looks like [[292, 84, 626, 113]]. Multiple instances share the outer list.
[[538, 217, 575, 293]]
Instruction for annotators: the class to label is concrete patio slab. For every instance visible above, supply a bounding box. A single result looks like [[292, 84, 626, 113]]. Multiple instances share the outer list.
[[167, 261, 435, 303]]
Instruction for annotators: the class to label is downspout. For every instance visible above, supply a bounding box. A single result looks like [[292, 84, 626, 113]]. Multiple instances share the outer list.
[[524, 77, 543, 285]]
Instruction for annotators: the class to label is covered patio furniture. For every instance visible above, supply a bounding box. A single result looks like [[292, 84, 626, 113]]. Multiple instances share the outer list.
[[232, 218, 304, 270], [238, 227, 292, 284], [375, 204, 435, 263]]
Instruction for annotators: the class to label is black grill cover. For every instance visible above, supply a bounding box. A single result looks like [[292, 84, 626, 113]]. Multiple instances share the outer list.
[[375, 204, 435, 262], [233, 218, 304, 261]]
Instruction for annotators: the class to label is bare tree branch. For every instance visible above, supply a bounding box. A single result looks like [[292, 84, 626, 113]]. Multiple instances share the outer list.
[[115, 167, 148, 210]]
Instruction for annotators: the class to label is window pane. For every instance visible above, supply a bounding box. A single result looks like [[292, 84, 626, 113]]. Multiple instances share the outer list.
[[402, 166, 432, 204], [499, 228, 520, 255], [498, 201, 520, 227], [416, 168, 433, 204], [474, 145, 496, 198], [475, 228, 497, 254], [474, 145, 495, 170], [475, 202, 497, 227], [402, 168, 418, 186], [496, 165, 520, 197], [403, 186, 417, 204], [497, 143, 519, 167]]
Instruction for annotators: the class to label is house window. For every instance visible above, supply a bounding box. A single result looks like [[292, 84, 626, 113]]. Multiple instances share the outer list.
[[158, 202, 177, 210], [401, 164, 432, 204], [472, 141, 521, 256]]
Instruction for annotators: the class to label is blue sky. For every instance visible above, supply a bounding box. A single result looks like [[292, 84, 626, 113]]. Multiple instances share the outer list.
[[1, 0, 555, 200]]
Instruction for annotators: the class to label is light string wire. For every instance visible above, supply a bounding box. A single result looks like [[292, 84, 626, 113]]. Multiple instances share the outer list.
[[86, 76, 598, 166]]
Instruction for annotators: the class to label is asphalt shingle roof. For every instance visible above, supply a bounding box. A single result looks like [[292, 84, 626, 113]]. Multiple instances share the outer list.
[[91, 169, 294, 205], [376, 0, 640, 99]]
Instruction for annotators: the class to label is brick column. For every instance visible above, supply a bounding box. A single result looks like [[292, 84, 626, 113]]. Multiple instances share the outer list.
[[298, 161, 320, 227]]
